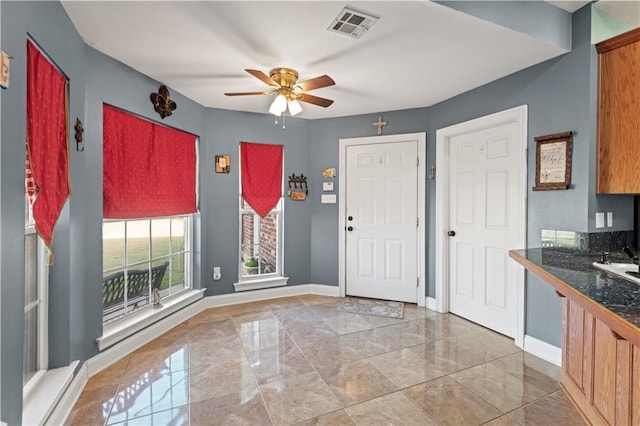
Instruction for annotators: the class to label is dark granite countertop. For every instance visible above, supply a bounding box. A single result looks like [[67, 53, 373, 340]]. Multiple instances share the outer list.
[[510, 248, 640, 330]]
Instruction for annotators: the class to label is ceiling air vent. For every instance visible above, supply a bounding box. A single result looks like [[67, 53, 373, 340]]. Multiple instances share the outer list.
[[327, 6, 379, 39]]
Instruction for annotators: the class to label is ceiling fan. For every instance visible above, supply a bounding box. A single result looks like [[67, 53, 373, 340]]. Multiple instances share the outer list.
[[225, 68, 335, 116]]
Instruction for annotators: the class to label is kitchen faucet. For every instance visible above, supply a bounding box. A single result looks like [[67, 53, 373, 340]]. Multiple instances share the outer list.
[[622, 247, 640, 278]]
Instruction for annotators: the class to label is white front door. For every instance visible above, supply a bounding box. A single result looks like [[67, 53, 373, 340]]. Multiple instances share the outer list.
[[447, 119, 524, 337], [344, 140, 418, 303]]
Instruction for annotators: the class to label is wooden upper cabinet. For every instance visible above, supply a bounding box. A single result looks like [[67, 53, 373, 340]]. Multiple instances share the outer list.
[[596, 27, 640, 194]]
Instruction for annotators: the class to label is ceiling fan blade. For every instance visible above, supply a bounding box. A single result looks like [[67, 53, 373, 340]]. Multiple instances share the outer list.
[[298, 93, 334, 108], [295, 75, 335, 91], [245, 69, 277, 86], [224, 91, 271, 96]]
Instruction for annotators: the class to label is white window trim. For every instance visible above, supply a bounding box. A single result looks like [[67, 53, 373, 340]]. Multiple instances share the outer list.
[[23, 227, 49, 392]]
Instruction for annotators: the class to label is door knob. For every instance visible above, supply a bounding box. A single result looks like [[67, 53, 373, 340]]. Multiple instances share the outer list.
[[347, 226, 354, 231], [447, 230, 456, 237]]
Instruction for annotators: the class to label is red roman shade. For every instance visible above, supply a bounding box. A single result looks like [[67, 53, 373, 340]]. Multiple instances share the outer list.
[[26, 40, 70, 248], [103, 105, 197, 219], [240, 142, 283, 217]]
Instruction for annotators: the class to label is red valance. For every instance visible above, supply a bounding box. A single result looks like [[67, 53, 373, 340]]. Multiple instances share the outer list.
[[240, 142, 283, 217], [103, 105, 197, 219], [26, 40, 70, 248]]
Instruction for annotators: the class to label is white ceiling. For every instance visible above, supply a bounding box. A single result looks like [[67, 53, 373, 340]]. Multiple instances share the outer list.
[[61, 1, 582, 120]]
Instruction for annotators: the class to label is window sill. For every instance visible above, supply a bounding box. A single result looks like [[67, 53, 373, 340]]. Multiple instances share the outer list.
[[233, 276, 289, 292], [97, 289, 205, 351], [22, 360, 79, 426]]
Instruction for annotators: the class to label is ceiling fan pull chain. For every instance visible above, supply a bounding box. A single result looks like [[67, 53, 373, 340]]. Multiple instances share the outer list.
[[282, 113, 286, 129]]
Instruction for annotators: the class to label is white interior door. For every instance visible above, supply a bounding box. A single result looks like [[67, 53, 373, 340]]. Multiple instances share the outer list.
[[448, 121, 522, 337], [345, 141, 418, 303]]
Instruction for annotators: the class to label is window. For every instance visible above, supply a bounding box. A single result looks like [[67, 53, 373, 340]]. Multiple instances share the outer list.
[[239, 197, 283, 280], [102, 215, 192, 323], [236, 141, 287, 291], [24, 188, 48, 388]]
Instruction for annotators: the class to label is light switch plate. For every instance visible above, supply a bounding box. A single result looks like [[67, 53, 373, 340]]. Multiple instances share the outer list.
[[321, 194, 336, 203], [322, 181, 334, 191], [607, 212, 613, 227], [596, 212, 605, 229]]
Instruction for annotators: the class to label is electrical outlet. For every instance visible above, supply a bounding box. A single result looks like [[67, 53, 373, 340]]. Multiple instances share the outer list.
[[213, 266, 221, 281], [596, 212, 605, 229], [607, 212, 613, 227]]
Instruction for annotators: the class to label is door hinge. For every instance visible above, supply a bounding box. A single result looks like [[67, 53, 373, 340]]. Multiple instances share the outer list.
[[417, 157, 419, 167], [417, 277, 419, 287], [416, 217, 419, 227]]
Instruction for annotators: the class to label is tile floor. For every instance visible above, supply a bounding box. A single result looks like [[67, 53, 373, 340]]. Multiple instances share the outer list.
[[66, 295, 585, 425]]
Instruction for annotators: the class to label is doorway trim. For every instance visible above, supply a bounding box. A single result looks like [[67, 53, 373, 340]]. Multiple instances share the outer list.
[[435, 106, 527, 348], [338, 133, 427, 307]]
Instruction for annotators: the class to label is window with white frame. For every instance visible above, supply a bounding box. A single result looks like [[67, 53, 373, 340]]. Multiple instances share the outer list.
[[102, 215, 192, 323], [239, 197, 283, 281], [24, 190, 48, 388]]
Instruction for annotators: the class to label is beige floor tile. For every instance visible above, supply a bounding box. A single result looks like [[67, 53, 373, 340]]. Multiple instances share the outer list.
[[188, 336, 245, 370], [107, 370, 189, 425], [317, 358, 397, 407], [69, 296, 583, 426], [246, 338, 315, 385], [508, 390, 586, 426], [260, 371, 342, 426], [189, 357, 257, 403], [409, 337, 485, 374], [233, 310, 283, 334], [367, 348, 446, 388], [488, 351, 561, 394], [403, 376, 502, 426], [346, 391, 438, 425], [296, 409, 354, 425], [184, 306, 232, 325], [108, 406, 189, 425], [84, 356, 130, 392], [378, 319, 438, 347], [450, 363, 548, 413], [122, 344, 189, 383], [189, 390, 271, 425], [238, 324, 290, 353], [66, 383, 119, 426]]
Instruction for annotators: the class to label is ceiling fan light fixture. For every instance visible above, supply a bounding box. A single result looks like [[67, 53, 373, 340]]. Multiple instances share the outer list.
[[269, 94, 287, 115], [288, 99, 302, 116]]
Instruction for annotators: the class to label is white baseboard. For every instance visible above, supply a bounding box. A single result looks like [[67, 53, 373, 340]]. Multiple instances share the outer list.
[[523, 334, 562, 366], [425, 296, 438, 311], [45, 362, 87, 426], [206, 283, 340, 307]]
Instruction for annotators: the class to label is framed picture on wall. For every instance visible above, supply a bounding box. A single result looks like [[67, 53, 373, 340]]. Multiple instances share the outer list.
[[532, 131, 573, 191], [215, 154, 230, 173]]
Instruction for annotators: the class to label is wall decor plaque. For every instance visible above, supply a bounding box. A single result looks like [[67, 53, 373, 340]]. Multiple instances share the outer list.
[[532, 131, 573, 191]]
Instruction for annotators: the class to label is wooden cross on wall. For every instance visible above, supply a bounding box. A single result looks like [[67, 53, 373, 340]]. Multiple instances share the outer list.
[[373, 116, 387, 135]]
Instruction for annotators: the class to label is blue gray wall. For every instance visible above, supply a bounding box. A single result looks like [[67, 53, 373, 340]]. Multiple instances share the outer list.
[[1, 1, 634, 424]]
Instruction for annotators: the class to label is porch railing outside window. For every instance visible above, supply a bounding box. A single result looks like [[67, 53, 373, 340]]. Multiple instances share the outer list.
[[102, 215, 192, 323]]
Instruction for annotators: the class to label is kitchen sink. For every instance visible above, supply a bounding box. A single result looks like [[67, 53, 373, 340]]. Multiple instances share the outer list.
[[593, 262, 640, 285]]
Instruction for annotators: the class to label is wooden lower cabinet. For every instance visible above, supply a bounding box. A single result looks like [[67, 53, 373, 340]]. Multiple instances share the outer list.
[[562, 298, 638, 425]]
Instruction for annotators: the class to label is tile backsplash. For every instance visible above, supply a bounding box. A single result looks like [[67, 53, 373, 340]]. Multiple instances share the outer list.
[[541, 229, 634, 253]]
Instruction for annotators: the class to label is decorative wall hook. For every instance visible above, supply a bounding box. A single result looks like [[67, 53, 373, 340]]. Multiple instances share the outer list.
[[150, 84, 177, 119], [74, 117, 84, 151], [287, 173, 308, 201]]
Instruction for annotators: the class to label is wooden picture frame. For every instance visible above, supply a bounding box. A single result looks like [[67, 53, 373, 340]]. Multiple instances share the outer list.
[[215, 154, 230, 173], [532, 131, 573, 191]]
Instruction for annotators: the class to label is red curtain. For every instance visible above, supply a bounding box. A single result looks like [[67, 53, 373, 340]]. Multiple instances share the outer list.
[[240, 142, 283, 217], [103, 105, 197, 219], [27, 40, 70, 248]]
